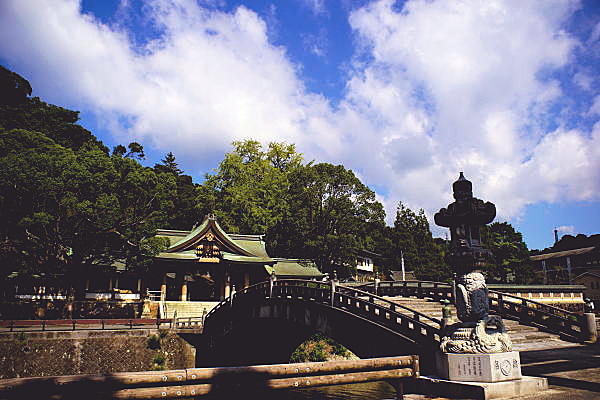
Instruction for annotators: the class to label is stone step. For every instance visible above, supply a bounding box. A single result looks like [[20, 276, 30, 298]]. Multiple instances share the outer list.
[[163, 301, 218, 319]]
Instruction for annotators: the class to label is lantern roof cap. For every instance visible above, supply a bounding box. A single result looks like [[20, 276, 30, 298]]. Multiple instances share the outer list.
[[453, 172, 473, 200]]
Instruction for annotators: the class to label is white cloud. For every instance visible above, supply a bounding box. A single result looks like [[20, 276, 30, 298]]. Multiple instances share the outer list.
[[556, 225, 576, 235], [0, 0, 598, 229], [302, 27, 328, 58], [345, 0, 597, 221], [300, 0, 326, 16], [589, 95, 600, 116], [574, 71, 593, 91]]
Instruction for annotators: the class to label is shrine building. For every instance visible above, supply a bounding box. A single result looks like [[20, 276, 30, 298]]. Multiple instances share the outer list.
[[149, 215, 323, 302]]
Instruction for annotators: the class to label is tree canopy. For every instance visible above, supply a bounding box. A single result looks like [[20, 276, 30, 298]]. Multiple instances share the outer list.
[[481, 222, 534, 284], [0, 67, 174, 297], [388, 203, 451, 282], [197, 140, 303, 235], [268, 162, 386, 276]]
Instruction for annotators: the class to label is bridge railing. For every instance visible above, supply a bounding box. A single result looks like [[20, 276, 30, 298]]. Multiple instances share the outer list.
[[0, 318, 172, 332], [355, 279, 591, 342], [488, 290, 588, 341], [355, 280, 453, 302], [332, 283, 442, 346], [205, 279, 443, 348]]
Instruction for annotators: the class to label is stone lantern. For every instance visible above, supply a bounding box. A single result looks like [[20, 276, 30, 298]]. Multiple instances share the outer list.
[[435, 173, 519, 382]]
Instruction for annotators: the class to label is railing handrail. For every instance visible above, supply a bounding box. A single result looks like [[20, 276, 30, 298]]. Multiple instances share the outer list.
[[334, 284, 442, 326], [0, 318, 172, 332], [204, 279, 442, 346], [0, 355, 419, 398], [489, 289, 584, 324], [338, 279, 588, 341]]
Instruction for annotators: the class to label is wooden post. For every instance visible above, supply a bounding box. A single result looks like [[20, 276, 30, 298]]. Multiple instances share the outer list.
[[331, 279, 336, 307], [244, 272, 250, 289], [583, 313, 597, 343], [160, 276, 167, 303], [224, 273, 231, 299], [387, 379, 404, 400], [181, 281, 187, 302]]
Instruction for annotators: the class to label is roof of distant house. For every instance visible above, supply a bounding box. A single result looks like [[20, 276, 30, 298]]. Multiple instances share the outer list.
[[530, 246, 597, 261]]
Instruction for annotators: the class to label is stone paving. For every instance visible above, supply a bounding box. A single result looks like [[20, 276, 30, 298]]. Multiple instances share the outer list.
[[508, 343, 600, 400]]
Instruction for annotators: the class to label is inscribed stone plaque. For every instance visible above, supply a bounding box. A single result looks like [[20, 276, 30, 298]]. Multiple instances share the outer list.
[[445, 351, 521, 382]]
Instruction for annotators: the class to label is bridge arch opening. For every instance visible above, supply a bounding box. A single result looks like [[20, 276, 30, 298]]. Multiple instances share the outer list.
[[198, 296, 422, 367]]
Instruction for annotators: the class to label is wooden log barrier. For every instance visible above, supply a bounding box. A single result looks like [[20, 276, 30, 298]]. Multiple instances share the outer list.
[[0, 356, 419, 399]]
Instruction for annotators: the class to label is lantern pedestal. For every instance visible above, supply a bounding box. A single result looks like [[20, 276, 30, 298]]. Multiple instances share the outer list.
[[436, 351, 522, 382]]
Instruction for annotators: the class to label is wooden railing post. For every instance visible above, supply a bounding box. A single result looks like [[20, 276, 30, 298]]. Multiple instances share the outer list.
[[520, 299, 529, 322], [582, 313, 597, 343], [331, 279, 336, 307]]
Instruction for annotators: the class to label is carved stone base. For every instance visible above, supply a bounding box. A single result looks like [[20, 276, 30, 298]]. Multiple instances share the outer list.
[[436, 351, 522, 382], [441, 316, 512, 354]]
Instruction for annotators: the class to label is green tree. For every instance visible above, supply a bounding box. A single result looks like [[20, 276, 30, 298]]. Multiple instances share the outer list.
[[154, 152, 182, 176], [154, 152, 198, 230], [197, 140, 302, 234], [391, 202, 450, 282], [269, 163, 385, 277], [481, 222, 533, 283], [0, 66, 175, 296], [0, 66, 106, 152]]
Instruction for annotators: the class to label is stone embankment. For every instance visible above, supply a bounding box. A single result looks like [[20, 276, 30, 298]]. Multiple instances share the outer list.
[[0, 329, 195, 379]]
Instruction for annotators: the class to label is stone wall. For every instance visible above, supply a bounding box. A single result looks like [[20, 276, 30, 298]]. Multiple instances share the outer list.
[[0, 329, 195, 379]]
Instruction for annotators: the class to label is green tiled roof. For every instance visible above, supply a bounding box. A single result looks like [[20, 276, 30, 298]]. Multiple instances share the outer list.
[[155, 218, 322, 279], [222, 252, 273, 263], [269, 259, 324, 278]]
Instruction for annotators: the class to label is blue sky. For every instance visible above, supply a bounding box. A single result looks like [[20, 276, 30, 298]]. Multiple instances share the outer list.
[[1, 0, 599, 250]]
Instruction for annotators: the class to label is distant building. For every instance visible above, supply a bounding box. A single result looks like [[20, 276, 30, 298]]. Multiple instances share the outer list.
[[573, 271, 600, 309], [355, 249, 382, 282], [530, 245, 600, 284], [389, 270, 416, 281]]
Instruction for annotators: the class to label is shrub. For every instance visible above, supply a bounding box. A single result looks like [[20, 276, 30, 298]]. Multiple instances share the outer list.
[[151, 353, 166, 371], [147, 334, 161, 350], [308, 342, 328, 362]]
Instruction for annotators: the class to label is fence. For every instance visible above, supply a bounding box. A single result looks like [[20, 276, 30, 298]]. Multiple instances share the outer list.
[[0, 300, 144, 320], [0, 355, 419, 399], [0, 318, 172, 332]]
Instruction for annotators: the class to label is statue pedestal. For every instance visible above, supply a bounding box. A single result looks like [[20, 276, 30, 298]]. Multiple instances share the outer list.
[[437, 351, 522, 382]]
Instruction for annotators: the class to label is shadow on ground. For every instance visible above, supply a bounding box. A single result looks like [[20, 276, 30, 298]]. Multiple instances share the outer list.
[[520, 344, 600, 394]]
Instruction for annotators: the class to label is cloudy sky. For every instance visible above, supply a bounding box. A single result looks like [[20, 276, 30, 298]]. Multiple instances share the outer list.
[[1, 0, 599, 249]]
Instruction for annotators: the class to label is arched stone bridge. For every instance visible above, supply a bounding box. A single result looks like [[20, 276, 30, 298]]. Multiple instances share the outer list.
[[196, 279, 589, 372]]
